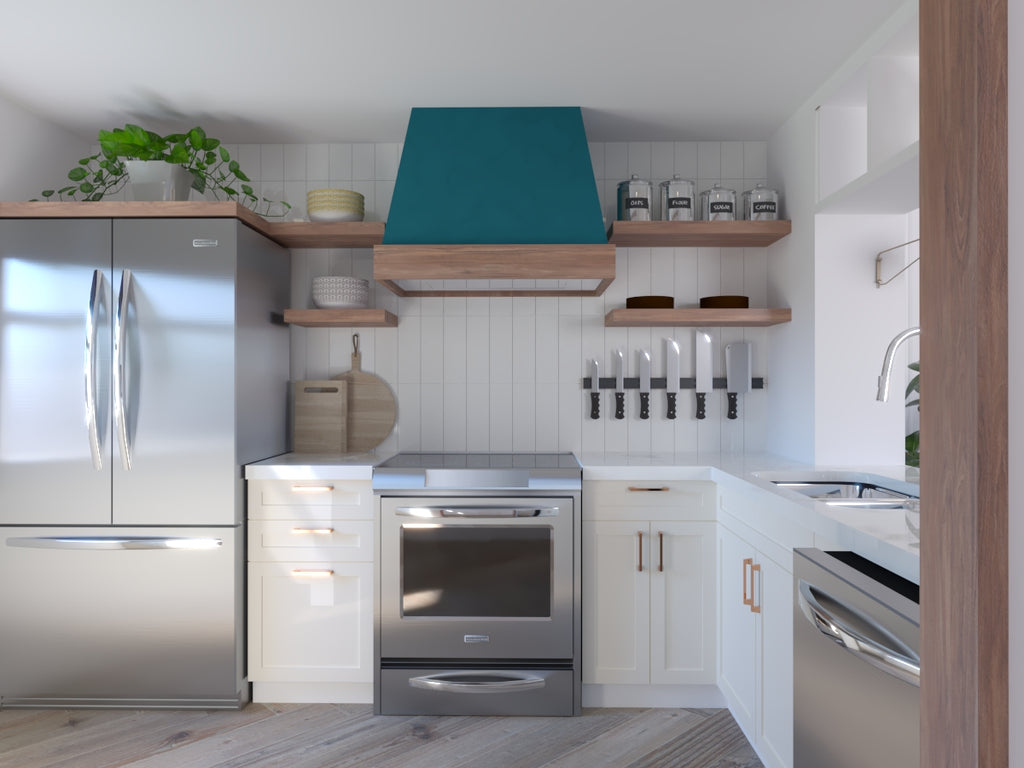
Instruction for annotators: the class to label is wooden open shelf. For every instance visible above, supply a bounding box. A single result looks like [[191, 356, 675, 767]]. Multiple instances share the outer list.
[[262, 221, 385, 248], [282, 309, 397, 328], [604, 307, 792, 327], [606, 220, 792, 248]]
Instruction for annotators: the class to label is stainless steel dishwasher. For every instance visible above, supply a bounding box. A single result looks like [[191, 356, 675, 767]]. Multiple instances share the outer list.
[[793, 548, 920, 768]]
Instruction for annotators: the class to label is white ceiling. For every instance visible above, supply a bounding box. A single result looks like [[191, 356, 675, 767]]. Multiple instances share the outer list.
[[0, 0, 907, 144]]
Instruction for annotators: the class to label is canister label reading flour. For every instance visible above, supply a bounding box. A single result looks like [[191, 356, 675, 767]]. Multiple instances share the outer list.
[[668, 198, 692, 209]]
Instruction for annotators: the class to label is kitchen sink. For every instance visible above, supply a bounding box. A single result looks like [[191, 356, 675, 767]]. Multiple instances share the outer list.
[[770, 480, 917, 510]]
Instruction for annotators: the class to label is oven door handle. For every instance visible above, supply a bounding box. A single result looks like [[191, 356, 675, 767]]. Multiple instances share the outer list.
[[408, 671, 546, 694], [395, 506, 559, 518]]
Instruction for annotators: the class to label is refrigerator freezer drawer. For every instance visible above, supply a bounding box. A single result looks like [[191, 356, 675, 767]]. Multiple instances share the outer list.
[[0, 526, 246, 709]]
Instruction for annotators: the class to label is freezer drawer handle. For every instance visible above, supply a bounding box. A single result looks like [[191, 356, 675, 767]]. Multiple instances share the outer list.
[[6, 536, 223, 551], [85, 269, 105, 471], [113, 268, 133, 471], [408, 671, 546, 695], [798, 579, 920, 687]]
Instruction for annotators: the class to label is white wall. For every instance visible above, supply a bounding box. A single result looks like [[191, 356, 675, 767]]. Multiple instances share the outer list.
[[0, 92, 88, 201], [248, 140, 775, 457]]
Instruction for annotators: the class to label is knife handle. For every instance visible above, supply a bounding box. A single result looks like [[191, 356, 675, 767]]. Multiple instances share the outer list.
[[589, 391, 600, 420], [666, 392, 677, 420], [695, 392, 706, 420], [615, 392, 625, 420], [639, 392, 650, 420], [727, 392, 738, 420]]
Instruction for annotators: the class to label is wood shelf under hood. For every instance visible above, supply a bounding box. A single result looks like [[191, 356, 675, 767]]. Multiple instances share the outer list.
[[605, 307, 792, 327], [372, 243, 616, 297]]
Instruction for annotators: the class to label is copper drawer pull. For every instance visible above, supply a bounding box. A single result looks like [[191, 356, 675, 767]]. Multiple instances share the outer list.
[[290, 569, 334, 577], [751, 563, 762, 613], [291, 527, 335, 535], [627, 486, 669, 492], [637, 531, 644, 572], [290, 484, 334, 493], [742, 557, 753, 606], [658, 531, 664, 572]]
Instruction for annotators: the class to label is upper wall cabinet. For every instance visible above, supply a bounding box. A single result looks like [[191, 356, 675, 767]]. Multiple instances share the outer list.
[[816, 3, 919, 214]]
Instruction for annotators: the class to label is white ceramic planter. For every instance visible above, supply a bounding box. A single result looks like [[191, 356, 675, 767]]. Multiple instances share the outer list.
[[124, 160, 192, 201]]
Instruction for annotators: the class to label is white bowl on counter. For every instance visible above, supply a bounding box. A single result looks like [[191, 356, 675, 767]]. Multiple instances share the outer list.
[[312, 276, 369, 309]]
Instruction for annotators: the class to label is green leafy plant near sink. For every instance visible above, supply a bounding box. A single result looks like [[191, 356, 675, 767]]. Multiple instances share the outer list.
[[35, 124, 288, 216], [905, 361, 920, 468]]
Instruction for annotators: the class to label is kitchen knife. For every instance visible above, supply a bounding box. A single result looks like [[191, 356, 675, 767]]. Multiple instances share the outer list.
[[639, 349, 652, 419], [588, 359, 600, 419], [614, 349, 625, 420], [695, 331, 712, 420], [725, 341, 752, 420], [665, 338, 680, 419]]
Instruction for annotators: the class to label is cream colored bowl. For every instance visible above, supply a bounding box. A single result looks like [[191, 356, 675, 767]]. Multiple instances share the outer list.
[[307, 189, 365, 222]]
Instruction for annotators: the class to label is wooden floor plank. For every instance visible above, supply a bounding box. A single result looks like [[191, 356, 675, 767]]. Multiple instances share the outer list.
[[0, 704, 762, 768]]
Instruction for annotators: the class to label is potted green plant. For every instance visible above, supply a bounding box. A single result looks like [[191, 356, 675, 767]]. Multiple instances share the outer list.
[[905, 361, 920, 468], [36, 124, 289, 216]]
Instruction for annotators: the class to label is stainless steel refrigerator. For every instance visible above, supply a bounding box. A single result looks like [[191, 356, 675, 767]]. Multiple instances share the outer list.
[[0, 216, 289, 708]]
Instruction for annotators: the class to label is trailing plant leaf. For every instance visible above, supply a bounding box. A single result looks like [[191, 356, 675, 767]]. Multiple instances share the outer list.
[[32, 123, 290, 216]]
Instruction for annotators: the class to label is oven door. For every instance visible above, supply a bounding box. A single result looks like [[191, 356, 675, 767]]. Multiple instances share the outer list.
[[378, 496, 575, 660]]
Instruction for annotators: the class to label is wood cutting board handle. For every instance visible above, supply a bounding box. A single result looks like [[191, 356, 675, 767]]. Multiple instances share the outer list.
[[352, 333, 362, 371]]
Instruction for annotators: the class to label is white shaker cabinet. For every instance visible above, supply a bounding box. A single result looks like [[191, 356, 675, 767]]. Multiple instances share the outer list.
[[247, 476, 375, 703], [583, 480, 719, 706], [717, 487, 801, 768]]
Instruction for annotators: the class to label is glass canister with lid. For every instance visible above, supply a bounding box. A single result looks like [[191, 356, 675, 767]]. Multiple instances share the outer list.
[[700, 183, 737, 221], [617, 174, 653, 221], [659, 174, 696, 221], [742, 183, 780, 220]]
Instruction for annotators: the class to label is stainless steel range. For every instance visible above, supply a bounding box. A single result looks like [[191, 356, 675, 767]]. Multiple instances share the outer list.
[[372, 453, 582, 716]]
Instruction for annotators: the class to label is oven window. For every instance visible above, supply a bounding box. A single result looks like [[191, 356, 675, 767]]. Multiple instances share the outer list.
[[401, 526, 552, 617]]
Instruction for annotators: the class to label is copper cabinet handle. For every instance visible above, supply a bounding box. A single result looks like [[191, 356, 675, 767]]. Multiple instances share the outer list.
[[291, 527, 335, 535], [751, 563, 762, 613], [638, 531, 644, 572], [290, 569, 334, 577], [627, 486, 669, 492], [658, 531, 664, 572], [290, 484, 334, 493], [742, 557, 753, 606]]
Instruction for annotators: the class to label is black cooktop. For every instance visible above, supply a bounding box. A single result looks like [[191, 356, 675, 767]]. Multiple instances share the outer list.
[[372, 453, 581, 492]]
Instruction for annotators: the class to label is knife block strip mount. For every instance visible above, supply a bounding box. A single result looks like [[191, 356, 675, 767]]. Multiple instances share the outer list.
[[582, 377, 765, 390]]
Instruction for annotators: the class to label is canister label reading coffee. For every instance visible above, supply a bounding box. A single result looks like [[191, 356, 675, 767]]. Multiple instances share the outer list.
[[753, 201, 777, 213]]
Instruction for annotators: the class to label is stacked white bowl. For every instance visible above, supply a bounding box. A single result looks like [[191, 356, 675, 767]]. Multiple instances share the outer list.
[[312, 276, 369, 309], [307, 188, 365, 222]]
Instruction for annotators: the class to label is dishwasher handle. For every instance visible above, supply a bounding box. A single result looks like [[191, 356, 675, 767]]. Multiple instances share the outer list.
[[798, 579, 920, 687], [395, 506, 558, 518]]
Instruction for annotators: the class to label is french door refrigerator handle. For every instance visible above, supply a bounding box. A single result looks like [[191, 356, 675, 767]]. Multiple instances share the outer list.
[[85, 269, 104, 470], [798, 578, 920, 687], [113, 268, 133, 470], [7, 536, 223, 550], [408, 671, 546, 694]]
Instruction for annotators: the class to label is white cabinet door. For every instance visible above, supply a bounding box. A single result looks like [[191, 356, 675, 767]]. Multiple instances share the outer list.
[[757, 553, 794, 768], [650, 521, 717, 685], [248, 561, 373, 683], [717, 524, 759, 737], [583, 521, 649, 684]]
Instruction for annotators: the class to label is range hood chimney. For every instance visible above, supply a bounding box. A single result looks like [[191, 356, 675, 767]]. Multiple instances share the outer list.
[[374, 107, 615, 297]]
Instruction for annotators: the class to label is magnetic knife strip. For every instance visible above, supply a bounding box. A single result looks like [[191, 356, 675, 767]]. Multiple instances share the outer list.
[[582, 377, 765, 390]]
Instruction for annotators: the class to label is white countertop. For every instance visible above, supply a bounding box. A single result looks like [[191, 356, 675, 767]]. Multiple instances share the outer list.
[[245, 450, 921, 584]]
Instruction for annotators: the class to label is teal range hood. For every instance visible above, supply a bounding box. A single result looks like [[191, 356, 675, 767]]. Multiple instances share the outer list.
[[374, 107, 615, 297]]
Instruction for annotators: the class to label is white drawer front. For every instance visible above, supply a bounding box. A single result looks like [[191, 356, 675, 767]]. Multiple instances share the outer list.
[[248, 561, 373, 683], [248, 520, 374, 562], [248, 479, 373, 520], [585, 480, 715, 521]]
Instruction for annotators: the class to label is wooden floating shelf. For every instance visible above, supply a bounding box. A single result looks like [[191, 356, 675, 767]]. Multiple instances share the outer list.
[[262, 221, 385, 248], [283, 309, 397, 328], [606, 220, 792, 247], [604, 308, 792, 327]]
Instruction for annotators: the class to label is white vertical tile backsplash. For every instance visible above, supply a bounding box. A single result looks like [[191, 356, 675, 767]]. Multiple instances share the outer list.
[[262, 139, 772, 456]]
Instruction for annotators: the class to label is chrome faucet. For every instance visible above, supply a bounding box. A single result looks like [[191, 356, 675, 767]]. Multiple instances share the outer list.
[[876, 327, 920, 401]]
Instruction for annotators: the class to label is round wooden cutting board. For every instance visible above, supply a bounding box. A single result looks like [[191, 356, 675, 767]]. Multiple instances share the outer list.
[[331, 334, 396, 453]]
